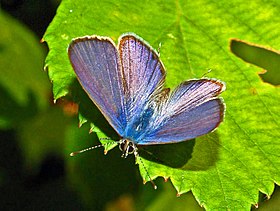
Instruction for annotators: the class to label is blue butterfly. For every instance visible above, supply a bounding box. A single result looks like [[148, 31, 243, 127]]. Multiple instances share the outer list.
[[68, 33, 225, 175]]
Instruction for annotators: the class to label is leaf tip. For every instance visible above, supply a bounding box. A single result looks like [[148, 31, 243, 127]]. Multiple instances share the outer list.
[[43, 63, 48, 72], [89, 125, 95, 133], [163, 176, 169, 182], [78, 114, 87, 127]]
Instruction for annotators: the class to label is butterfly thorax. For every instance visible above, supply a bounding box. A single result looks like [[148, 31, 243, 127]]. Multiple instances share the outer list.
[[123, 103, 158, 143]]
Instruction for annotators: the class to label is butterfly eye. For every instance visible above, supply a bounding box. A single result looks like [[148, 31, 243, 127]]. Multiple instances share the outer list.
[[119, 140, 126, 152], [127, 143, 135, 154], [119, 139, 136, 157]]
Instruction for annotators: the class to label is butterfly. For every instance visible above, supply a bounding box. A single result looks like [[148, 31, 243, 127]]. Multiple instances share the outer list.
[[68, 33, 225, 187]]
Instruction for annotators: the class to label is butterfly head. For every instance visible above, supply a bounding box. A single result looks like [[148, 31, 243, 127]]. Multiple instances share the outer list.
[[119, 139, 138, 158]]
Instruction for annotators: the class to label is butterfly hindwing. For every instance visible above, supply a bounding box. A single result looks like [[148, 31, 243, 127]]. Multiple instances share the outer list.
[[136, 79, 225, 145]]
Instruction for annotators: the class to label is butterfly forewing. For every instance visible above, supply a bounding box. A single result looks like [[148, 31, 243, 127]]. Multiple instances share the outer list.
[[68, 36, 127, 134], [118, 34, 166, 124]]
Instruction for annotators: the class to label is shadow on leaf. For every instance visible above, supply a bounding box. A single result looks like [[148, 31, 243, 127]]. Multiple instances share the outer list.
[[138, 132, 220, 171], [138, 140, 195, 168], [181, 133, 220, 171]]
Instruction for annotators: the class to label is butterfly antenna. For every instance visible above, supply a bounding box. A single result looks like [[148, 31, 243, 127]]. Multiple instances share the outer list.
[[70, 145, 104, 156], [157, 42, 162, 57], [202, 69, 212, 77], [70, 139, 116, 156], [135, 151, 157, 190]]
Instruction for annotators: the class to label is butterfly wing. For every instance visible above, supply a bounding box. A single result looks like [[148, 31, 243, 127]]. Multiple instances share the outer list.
[[68, 34, 166, 137], [137, 79, 225, 145], [68, 36, 127, 134], [118, 34, 166, 124]]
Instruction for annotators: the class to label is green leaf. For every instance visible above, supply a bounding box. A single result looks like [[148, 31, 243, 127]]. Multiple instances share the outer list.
[[137, 181, 204, 211], [44, 0, 280, 210], [0, 11, 50, 128]]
